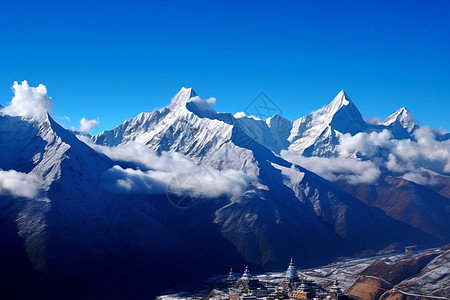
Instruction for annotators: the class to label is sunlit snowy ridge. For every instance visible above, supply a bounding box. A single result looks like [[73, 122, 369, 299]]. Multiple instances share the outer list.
[[0, 81, 449, 299]]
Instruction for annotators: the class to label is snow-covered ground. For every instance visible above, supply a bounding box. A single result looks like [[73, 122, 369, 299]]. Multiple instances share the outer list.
[[158, 247, 449, 299]]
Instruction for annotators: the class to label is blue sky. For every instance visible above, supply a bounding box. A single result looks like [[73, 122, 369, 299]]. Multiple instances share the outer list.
[[1, 0, 449, 134]]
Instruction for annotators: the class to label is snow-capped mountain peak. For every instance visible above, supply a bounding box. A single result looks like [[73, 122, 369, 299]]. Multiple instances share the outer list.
[[326, 90, 367, 132], [287, 90, 367, 156], [3, 84, 448, 299], [325, 89, 351, 113], [168, 87, 198, 110], [383, 107, 417, 132], [266, 113, 289, 125], [308, 90, 362, 127]]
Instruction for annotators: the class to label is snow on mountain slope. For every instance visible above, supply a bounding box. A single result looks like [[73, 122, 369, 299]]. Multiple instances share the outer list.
[[275, 92, 448, 188], [287, 90, 368, 157], [390, 247, 450, 298], [276, 94, 450, 242], [92, 87, 437, 268], [1, 83, 447, 299], [216, 90, 369, 157], [0, 113, 182, 266], [92, 86, 450, 259], [98, 88, 435, 173], [0, 105, 429, 300], [0, 112, 215, 298], [383, 107, 418, 133], [95, 88, 235, 163]]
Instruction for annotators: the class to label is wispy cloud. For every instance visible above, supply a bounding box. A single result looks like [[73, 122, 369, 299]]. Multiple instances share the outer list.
[[365, 116, 382, 125]]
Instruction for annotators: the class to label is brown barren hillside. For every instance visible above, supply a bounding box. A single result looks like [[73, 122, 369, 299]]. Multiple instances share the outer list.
[[346, 277, 391, 300], [346, 251, 441, 300], [339, 175, 450, 241]]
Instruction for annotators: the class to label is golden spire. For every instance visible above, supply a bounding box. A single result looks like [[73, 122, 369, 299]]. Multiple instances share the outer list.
[[290, 256, 293, 265]]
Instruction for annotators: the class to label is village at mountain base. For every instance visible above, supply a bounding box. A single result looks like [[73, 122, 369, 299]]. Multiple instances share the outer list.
[[159, 258, 354, 300]]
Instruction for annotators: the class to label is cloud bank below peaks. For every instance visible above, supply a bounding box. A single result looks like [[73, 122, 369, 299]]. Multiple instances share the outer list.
[[0, 81, 52, 119], [80, 138, 257, 198], [338, 127, 450, 178], [281, 152, 381, 185], [283, 127, 450, 186]]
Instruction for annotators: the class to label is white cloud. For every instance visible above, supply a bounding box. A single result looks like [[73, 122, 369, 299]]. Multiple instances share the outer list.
[[0, 81, 52, 119], [247, 115, 262, 120], [77, 117, 100, 134], [400, 171, 433, 186], [104, 164, 252, 198], [385, 153, 408, 173], [103, 166, 168, 195], [335, 126, 450, 185], [79, 138, 256, 198], [281, 151, 381, 185], [233, 111, 263, 120], [394, 126, 450, 174], [283, 124, 450, 186], [234, 112, 246, 118], [187, 96, 216, 112], [190, 96, 216, 107], [0, 169, 43, 198], [338, 129, 393, 158]]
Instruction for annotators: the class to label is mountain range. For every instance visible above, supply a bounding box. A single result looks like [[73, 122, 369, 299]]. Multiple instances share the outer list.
[[0, 85, 449, 299]]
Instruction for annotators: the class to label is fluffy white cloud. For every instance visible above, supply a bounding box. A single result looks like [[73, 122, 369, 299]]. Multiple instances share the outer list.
[[234, 112, 246, 118], [281, 151, 381, 185], [385, 153, 408, 173], [77, 117, 100, 134], [233, 111, 263, 120], [336, 126, 450, 185], [187, 96, 217, 113], [188, 96, 216, 107], [247, 115, 262, 120], [338, 129, 393, 158], [394, 127, 450, 174], [0, 169, 43, 198], [0, 81, 52, 119], [79, 138, 256, 198], [104, 165, 252, 198], [283, 124, 450, 186]]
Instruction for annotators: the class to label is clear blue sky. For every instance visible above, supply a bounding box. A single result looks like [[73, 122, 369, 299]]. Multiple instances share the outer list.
[[1, 0, 449, 134]]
